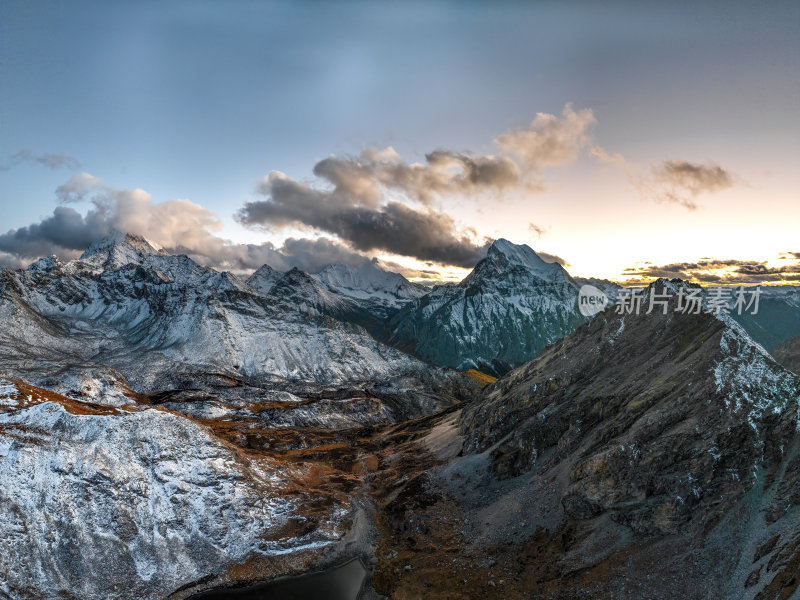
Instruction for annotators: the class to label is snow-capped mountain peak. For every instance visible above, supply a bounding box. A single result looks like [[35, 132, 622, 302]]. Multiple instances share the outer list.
[[487, 238, 547, 266], [465, 238, 571, 286], [79, 231, 165, 269], [389, 239, 586, 375], [247, 263, 283, 295], [315, 259, 425, 298], [313, 259, 427, 318], [268, 267, 351, 316], [26, 254, 63, 273]]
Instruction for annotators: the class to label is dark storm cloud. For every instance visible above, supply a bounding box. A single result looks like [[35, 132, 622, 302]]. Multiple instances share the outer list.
[[636, 160, 736, 210], [240, 171, 490, 267], [1, 149, 81, 171], [0, 206, 111, 259], [332, 202, 490, 267]]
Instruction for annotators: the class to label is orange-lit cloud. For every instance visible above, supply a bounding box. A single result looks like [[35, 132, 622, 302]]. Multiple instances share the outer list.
[[620, 255, 800, 285], [495, 105, 596, 168]]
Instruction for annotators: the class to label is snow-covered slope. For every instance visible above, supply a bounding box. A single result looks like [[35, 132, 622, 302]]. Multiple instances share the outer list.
[[0, 379, 347, 600], [314, 259, 427, 318], [388, 239, 589, 376], [79, 230, 167, 269], [268, 267, 354, 317], [0, 234, 432, 391]]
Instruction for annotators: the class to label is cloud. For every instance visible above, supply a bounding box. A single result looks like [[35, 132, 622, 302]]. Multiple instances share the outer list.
[[375, 259, 441, 282], [590, 146, 626, 165], [636, 160, 736, 210], [309, 146, 522, 209], [169, 235, 371, 274], [0, 252, 30, 270], [0, 174, 378, 274], [622, 256, 800, 285], [657, 160, 734, 194], [423, 151, 521, 195], [3, 105, 601, 273], [237, 105, 600, 267], [538, 252, 570, 267], [239, 170, 490, 267], [271, 237, 372, 272], [494, 105, 596, 169], [1, 149, 80, 171], [528, 223, 548, 239], [0, 205, 111, 260], [55, 172, 103, 203]]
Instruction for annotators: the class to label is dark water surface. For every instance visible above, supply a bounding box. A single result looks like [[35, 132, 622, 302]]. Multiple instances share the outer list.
[[189, 558, 367, 600]]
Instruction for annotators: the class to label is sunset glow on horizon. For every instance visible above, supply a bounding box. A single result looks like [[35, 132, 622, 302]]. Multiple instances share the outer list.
[[1, 1, 797, 286]]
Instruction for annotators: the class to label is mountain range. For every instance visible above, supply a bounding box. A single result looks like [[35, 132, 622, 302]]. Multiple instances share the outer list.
[[0, 233, 432, 392], [0, 234, 799, 599]]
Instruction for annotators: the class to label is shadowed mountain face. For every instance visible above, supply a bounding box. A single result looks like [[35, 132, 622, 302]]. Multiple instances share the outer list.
[[388, 239, 591, 376], [365, 282, 800, 600], [773, 334, 800, 375], [731, 286, 800, 352]]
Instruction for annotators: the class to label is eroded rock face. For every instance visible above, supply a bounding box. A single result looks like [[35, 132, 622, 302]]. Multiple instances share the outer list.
[[461, 294, 798, 507]]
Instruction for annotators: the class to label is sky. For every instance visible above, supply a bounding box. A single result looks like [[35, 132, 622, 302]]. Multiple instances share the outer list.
[[0, 0, 798, 284]]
